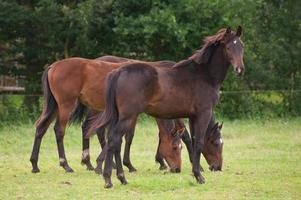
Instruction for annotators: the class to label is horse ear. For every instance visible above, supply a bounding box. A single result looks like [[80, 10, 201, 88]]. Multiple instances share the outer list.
[[207, 122, 218, 140], [221, 27, 231, 43], [191, 45, 215, 64], [218, 122, 223, 130], [211, 122, 219, 133], [226, 27, 231, 34], [171, 128, 177, 137], [178, 128, 186, 137], [236, 26, 242, 37]]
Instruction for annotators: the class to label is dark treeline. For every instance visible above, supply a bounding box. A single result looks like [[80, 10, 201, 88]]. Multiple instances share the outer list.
[[0, 0, 300, 120]]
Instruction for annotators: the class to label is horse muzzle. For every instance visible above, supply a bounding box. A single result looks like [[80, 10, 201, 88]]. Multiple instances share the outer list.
[[209, 164, 222, 171], [170, 167, 181, 173]]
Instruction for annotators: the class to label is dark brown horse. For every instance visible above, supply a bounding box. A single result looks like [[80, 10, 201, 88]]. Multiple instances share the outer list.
[[88, 26, 244, 188], [79, 56, 191, 173], [29, 58, 185, 173], [78, 56, 222, 173]]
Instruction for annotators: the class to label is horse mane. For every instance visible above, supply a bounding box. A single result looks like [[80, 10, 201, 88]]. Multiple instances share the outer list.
[[189, 28, 231, 64], [172, 59, 192, 68], [174, 28, 235, 69]]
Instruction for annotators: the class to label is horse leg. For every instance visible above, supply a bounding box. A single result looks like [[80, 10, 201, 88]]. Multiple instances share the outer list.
[[30, 114, 56, 173], [103, 116, 137, 188], [54, 105, 74, 173], [115, 117, 137, 185], [181, 129, 194, 164], [81, 116, 94, 171], [155, 138, 167, 170], [188, 120, 204, 172], [123, 130, 137, 172], [94, 127, 106, 174], [189, 111, 211, 184]]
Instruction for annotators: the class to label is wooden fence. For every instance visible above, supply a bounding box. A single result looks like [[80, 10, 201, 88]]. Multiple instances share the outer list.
[[0, 75, 25, 93]]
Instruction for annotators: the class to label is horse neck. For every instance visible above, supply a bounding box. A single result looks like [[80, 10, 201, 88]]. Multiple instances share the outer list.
[[156, 119, 174, 133], [205, 45, 230, 87], [206, 117, 216, 135]]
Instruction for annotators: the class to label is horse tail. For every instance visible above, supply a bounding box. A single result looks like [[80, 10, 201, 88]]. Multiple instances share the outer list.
[[35, 67, 57, 132], [86, 70, 121, 138], [69, 102, 88, 125]]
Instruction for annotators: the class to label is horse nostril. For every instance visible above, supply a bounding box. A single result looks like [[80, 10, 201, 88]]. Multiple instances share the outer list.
[[209, 164, 221, 172], [170, 168, 181, 173]]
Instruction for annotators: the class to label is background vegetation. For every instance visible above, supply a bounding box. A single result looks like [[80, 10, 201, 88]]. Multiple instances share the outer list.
[[0, 0, 300, 121]]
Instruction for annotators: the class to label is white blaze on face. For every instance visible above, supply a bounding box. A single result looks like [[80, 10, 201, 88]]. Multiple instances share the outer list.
[[233, 40, 237, 44], [219, 138, 223, 144]]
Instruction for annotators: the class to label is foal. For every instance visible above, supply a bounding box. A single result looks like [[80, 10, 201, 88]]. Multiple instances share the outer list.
[[88, 26, 244, 188]]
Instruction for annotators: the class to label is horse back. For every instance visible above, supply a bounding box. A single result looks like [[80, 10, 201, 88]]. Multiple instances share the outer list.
[[48, 57, 123, 110]]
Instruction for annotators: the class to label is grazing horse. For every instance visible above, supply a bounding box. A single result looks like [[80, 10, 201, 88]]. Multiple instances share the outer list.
[[82, 110, 188, 173], [29, 58, 185, 173], [88, 26, 244, 188]]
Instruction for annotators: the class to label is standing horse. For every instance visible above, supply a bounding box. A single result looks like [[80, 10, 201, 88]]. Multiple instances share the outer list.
[[79, 56, 191, 173], [80, 56, 221, 173], [88, 26, 244, 188], [29, 59, 183, 173]]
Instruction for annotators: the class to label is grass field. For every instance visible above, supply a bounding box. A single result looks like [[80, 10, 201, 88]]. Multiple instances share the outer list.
[[0, 118, 301, 200]]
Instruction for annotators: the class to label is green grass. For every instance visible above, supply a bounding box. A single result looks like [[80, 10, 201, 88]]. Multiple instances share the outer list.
[[0, 118, 301, 200]]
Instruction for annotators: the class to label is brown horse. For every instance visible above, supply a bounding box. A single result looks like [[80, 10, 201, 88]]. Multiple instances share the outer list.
[[88, 26, 244, 188], [29, 58, 185, 173], [76, 56, 222, 173], [78, 56, 191, 173]]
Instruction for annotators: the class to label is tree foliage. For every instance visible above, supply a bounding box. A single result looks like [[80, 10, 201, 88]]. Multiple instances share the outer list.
[[0, 0, 300, 117]]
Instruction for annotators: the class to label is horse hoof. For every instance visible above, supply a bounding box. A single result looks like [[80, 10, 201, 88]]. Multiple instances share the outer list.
[[104, 182, 113, 189], [31, 168, 40, 173], [117, 173, 128, 185], [121, 179, 128, 185], [128, 167, 137, 173], [196, 175, 206, 184], [94, 168, 103, 175], [64, 166, 74, 173], [82, 161, 94, 171]]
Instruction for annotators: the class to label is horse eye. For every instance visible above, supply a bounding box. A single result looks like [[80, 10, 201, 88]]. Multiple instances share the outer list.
[[213, 140, 220, 146], [173, 143, 182, 150]]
